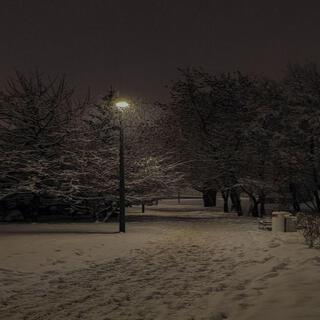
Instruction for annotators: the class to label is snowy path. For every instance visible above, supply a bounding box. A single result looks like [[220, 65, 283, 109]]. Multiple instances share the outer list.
[[1, 217, 320, 320]]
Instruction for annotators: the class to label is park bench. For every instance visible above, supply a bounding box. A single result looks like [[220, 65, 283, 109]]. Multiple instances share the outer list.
[[258, 217, 272, 231]]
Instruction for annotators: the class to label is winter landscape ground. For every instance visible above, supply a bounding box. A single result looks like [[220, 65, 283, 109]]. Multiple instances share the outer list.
[[1, 199, 320, 320]]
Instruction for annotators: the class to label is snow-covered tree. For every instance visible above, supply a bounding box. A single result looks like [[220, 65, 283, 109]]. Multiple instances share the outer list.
[[161, 68, 255, 214], [282, 62, 320, 212], [0, 70, 88, 220]]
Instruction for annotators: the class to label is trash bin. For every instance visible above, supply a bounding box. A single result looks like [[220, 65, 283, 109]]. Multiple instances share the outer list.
[[285, 216, 297, 232], [272, 211, 287, 232]]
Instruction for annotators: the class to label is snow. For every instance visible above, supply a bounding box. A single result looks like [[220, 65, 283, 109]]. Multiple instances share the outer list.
[[1, 200, 320, 320]]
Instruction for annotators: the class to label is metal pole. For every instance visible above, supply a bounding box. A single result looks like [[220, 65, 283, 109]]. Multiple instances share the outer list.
[[119, 117, 126, 233]]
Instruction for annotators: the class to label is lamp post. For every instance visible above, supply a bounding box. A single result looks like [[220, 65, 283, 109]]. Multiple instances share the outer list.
[[115, 100, 129, 233]]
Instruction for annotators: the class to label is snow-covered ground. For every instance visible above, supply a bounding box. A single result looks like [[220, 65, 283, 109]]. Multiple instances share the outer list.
[[1, 199, 320, 320]]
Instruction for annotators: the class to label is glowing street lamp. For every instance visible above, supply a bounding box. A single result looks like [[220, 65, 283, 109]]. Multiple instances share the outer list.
[[115, 100, 129, 233], [115, 100, 129, 110]]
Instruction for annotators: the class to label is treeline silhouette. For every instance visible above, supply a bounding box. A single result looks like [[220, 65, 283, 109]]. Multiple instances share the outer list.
[[1, 63, 320, 221]]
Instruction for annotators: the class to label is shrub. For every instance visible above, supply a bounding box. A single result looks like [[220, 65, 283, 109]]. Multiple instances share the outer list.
[[297, 213, 320, 248]]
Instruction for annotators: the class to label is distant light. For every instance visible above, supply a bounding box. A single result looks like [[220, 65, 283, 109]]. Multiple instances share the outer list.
[[115, 100, 130, 110]]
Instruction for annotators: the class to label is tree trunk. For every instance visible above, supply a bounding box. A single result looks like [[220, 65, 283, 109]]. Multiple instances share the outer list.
[[312, 166, 320, 211], [313, 190, 320, 211], [230, 189, 242, 216], [240, 186, 259, 217], [249, 197, 259, 217], [202, 189, 217, 207], [259, 194, 265, 217], [142, 202, 145, 213], [310, 137, 320, 211], [289, 182, 301, 212], [30, 194, 40, 222], [221, 190, 229, 213]]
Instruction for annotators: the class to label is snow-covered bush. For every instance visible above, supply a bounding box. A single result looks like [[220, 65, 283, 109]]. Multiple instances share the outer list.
[[297, 213, 320, 248]]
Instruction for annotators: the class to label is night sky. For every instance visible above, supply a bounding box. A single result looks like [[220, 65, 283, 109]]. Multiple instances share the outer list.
[[1, 0, 320, 102]]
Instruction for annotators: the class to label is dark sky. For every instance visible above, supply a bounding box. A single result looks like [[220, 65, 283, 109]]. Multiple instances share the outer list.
[[1, 0, 320, 102]]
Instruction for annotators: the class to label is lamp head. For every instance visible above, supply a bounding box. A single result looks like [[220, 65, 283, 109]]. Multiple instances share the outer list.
[[115, 100, 130, 111]]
